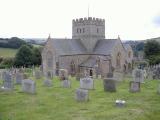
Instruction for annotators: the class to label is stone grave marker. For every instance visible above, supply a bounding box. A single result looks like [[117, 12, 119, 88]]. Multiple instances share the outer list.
[[59, 69, 68, 80], [15, 73, 24, 84], [43, 79, 53, 87], [132, 68, 144, 83], [35, 70, 42, 79], [114, 71, 124, 81], [61, 80, 71, 88], [75, 88, 89, 102], [1, 72, 14, 90], [80, 77, 94, 90], [129, 81, 140, 92], [103, 78, 116, 92], [22, 79, 36, 94]]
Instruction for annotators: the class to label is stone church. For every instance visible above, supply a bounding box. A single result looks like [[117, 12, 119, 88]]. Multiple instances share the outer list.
[[42, 17, 133, 78]]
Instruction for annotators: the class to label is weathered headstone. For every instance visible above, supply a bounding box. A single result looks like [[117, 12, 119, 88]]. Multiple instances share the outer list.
[[15, 73, 24, 84], [22, 79, 36, 94], [43, 79, 53, 87], [103, 78, 116, 92], [35, 70, 42, 79], [130, 81, 140, 92], [59, 69, 68, 80], [75, 88, 89, 102], [114, 71, 124, 81], [2, 72, 14, 90], [61, 80, 71, 88], [80, 77, 94, 90], [132, 68, 144, 83]]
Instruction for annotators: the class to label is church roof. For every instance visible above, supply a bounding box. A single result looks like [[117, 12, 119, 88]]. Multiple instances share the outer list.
[[50, 38, 86, 55], [49, 38, 118, 56], [93, 39, 118, 55], [123, 43, 132, 51], [79, 57, 97, 68]]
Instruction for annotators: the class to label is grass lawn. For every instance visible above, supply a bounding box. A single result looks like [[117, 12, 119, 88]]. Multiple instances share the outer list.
[[0, 48, 17, 58], [0, 76, 160, 120]]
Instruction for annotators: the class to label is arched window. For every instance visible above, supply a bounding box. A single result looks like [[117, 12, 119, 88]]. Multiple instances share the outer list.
[[70, 60, 76, 75], [116, 52, 121, 68], [128, 51, 131, 58], [46, 51, 53, 69]]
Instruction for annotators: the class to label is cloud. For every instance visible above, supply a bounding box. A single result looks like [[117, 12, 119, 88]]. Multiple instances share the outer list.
[[153, 15, 160, 27]]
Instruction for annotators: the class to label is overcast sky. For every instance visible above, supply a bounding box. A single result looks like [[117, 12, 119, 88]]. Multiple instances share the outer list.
[[0, 0, 160, 40]]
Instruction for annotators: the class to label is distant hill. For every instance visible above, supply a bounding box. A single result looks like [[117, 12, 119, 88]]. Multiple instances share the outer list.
[[146, 37, 160, 42]]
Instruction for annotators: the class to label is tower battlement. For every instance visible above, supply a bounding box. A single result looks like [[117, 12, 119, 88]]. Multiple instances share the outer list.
[[72, 17, 105, 26]]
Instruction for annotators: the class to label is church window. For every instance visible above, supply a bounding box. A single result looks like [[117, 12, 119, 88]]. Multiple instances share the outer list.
[[77, 28, 79, 33], [116, 52, 121, 68], [83, 28, 85, 33], [97, 28, 99, 33], [128, 51, 131, 58], [70, 60, 76, 75], [46, 51, 53, 69], [80, 29, 81, 33]]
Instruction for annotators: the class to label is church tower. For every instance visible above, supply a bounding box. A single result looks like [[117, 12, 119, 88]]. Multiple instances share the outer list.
[[72, 17, 105, 52]]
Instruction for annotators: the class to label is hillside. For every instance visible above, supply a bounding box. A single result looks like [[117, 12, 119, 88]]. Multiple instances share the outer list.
[[0, 48, 17, 57]]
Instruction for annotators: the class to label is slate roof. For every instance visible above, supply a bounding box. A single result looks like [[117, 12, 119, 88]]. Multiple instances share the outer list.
[[49, 38, 118, 56], [50, 39, 86, 55], [93, 39, 118, 55], [123, 43, 131, 51]]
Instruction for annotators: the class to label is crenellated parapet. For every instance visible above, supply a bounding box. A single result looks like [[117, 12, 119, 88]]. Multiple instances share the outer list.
[[72, 17, 105, 26]]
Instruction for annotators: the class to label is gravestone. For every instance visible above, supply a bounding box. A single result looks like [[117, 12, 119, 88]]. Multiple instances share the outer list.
[[59, 69, 68, 80], [15, 73, 24, 84], [132, 69, 144, 83], [80, 77, 94, 90], [103, 78, 116, 92], [130, 81, 140, 92], [2, 72, 14, 90], [75, 88, 89, 102], [35, 70, 42, 79], [22, 79, 36, 94], [61, 80, 71, 88], [114, 71, 124, 81], [43, 79, 53, 87]]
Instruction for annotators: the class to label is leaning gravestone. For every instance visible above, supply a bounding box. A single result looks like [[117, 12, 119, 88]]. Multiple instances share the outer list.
[[1, 72, 14, 90], [22, 79, 36, 94], [130, 81, 140, 92], [61, 80, 71, 88], [103, 78, 116, 92], [132, 68, 144, 83], [43, 79, 53, 87], [75, 88, 89, 102], [80, 77, 94, 90], [15, 73, 24, 84]]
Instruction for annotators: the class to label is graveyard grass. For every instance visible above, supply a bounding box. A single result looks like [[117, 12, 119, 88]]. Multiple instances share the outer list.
[[0, 48, 17, 57], [0, 76, 160, 120]]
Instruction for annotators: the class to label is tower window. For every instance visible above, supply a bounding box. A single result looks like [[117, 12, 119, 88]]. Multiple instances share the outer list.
[[83, 28, 85, 33], [97, 28, 99, 33], [77, 28, 79, 33]]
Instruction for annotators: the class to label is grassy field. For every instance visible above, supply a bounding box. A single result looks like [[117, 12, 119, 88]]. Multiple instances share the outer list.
[[0, 75, 160, 120], [0, 48, 17, 57]]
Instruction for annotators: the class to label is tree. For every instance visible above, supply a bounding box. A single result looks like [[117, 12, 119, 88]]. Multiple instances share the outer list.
[[144, 40, 160, 64], [14, 45, 34, 67], [32, 47, 42, 65]]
